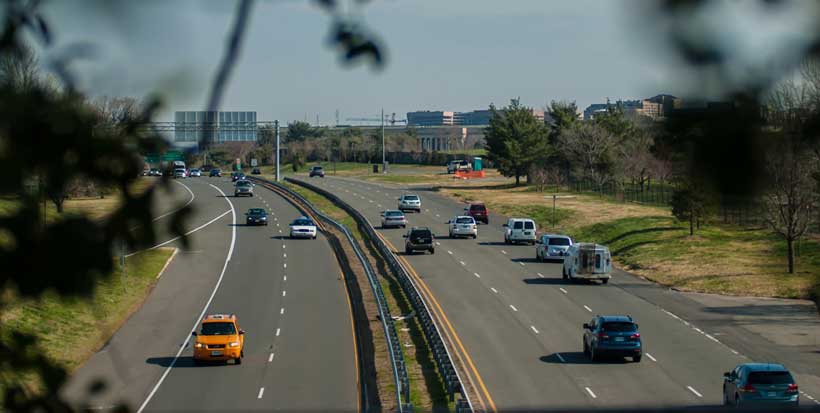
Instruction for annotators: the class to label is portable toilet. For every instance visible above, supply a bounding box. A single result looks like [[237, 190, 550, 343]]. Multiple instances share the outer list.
[[473, 157, 483, 171]]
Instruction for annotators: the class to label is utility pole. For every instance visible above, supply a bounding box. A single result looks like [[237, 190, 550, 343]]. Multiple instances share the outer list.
[[381, 107, 386, 173], [275, 120, 280, 182]]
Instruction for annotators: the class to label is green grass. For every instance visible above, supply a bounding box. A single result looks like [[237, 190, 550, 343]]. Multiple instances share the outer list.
[[1, 248, 175, 395], [488, 203, 575, 229], [570, 216, 820, 298]]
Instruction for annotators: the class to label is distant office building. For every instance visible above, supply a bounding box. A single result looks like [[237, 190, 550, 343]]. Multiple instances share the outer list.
[[407, 111, 456, 126], [408, 109, 545, 126], [174, 111, 257, 146], [583, 103, 610, 120], [583, 96, 680, 121]]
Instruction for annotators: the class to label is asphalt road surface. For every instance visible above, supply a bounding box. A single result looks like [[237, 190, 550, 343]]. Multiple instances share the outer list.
[[301, 175, 820, 411], [63, 176, 358, 412]]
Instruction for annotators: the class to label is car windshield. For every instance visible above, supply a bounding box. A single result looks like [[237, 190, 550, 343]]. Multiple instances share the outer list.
[[313, 167, 323, 171], [403, 195, 419, 201], [548, 238, 571, 246], [292, 219, 313, 226], [470, 205, 486, 211], [455, 217, 474, 224], [248, 209, 265, 215], [385, 211, 403, 217], [200, 322, 236, 336], [236, 181, 251, 187], [748, 371, 794, 385], [601, 322, 637, 332]]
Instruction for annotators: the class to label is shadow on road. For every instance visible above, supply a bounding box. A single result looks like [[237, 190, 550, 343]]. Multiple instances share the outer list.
[[145, 356, 229, 368], [540, 352, 634, 365], [478, 241, 510, 247], [523, 277, 567, 285]]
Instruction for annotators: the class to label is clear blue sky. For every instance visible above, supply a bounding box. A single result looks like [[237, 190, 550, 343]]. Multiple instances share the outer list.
[[37, 0, 820, 123]]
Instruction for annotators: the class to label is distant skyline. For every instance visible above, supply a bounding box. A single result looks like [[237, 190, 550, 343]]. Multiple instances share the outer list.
[[35, 0, 820, 124]]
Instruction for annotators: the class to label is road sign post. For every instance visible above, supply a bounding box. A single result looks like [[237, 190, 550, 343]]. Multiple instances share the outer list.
[[275, 120, 280, 182]]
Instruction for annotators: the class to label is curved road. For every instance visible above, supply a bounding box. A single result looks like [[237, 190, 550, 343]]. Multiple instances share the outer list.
[[63, 176, 358, 412], [302, 175, 820, 411]]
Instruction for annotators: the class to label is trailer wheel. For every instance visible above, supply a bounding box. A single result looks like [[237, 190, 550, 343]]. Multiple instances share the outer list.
[[601, 279, 609, 285]]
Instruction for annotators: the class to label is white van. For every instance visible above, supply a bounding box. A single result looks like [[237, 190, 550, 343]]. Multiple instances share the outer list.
[[503, 218, 537, 245], [562, 243, 612, 284]]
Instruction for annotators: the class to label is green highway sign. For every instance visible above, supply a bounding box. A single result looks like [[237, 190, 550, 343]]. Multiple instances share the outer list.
[[145, 151, 183, 163]]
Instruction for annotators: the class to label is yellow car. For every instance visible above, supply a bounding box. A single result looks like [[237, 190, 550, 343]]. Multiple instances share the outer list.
[[191, 314, 245, 364]]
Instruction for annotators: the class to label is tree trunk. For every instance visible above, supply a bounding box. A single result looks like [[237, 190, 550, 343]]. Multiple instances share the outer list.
[[689, 208, 694, 236], [787, 238, 795, 274], [515, 174, 520, 186]]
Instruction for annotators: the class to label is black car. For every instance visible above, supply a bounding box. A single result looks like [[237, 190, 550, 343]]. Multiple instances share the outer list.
[[309, 166, 325, 178], [245, 208, 268, 226], [232, 172, 245, 182], [251, 167, 261, 175], [210, 168, 221, 177], [404, 227, 435, 255], [583, 315, 642, 362]]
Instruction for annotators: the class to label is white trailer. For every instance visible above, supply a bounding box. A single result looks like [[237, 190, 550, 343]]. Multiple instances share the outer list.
[[562, 243, 612, 284]]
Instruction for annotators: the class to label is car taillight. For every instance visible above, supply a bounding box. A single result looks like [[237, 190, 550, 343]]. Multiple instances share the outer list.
[[739, 384, 756, 393], [787, 384, 798, 393], [597, 332, 608, 339], [629, 333, 640, 339]]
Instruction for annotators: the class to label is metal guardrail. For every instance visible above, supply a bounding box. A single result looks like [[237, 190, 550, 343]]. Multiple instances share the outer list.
[[285, 177, 473, 412], [248, 176, 411, 413]]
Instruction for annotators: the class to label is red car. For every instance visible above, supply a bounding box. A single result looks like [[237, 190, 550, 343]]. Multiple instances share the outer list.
[[465, 202, 489, 224]]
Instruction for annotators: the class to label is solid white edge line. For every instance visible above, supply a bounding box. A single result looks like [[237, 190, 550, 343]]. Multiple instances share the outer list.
[[155, 248, 179, 279], [585, 387, 597, 398], [687, 386, 703, 398], [646, 353, 657, 362], [137, 183, 236, 413], [150, 180, 196, 222], [125, 209, 232, 257], [257, 387, 264, 399]]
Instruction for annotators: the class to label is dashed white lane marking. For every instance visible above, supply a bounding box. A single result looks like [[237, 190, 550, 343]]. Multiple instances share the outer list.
[[280, 308, 285, 315], [369, 200, 373, 203], [501, 250, 507, 255], [646, 353, 657, 362], [282, 291, 286, 297], [730, 349, 739, 355], [278, 229, 282, 233], [283, 263, 287, 269], [687, 386, 703, 398], [426, 209, 430, 212], [274, 217, 278, 221], [448, 250, 453, 255], [276, 328, 281, 336], [377, 204, 382, 208], [268, 353, 274, 362], [585, 387, 597, 399], [283, 275, 287, 281], [257, 387, 265, 399], [460, 261, 466, 266], [583, 305, 592, 312], [537, 272, 545, 278], [519, 262, 525, 266], [435, 214, 440, 217], [474, 273, 481, 278], [490, 287, 498, 293], [531, 326, 540, 334], [283, 253, 287, 258], [282, 245, 286, 249], [559, 288, 568, 294], [436, 242, 441, 246], [509, 305, 518, 312]]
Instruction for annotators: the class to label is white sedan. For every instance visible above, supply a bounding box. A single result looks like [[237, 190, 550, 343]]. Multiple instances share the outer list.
[[189, 169, 202, 177], [289, 216, 317, 239], [447, 215, 477, 239]]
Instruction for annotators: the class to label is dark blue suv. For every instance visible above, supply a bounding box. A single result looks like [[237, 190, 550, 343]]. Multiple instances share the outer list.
[[583, 315, 642, 362], [723, 363, 799, 408]]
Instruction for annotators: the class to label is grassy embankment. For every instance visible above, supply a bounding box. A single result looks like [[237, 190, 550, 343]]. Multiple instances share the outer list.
[[437, 181, 819, 300], [0, 178, 175, 395]]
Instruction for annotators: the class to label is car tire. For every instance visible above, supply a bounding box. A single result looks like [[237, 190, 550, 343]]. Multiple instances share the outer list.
[[722, 388, 729, 406], [562, 267, 568, 280], [430, 248, 435, 254], [235, 356, 242, 365], [472, 234, 477, 239], [601, 279, 609, 285], [589, 346, 596, 361], [583, 340, 589, 357], [633, 355, 642, 363], [405, 247, 411, 255]]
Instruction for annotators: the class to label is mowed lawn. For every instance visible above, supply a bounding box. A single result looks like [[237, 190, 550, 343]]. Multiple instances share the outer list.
[[438, 183, 820, 300]]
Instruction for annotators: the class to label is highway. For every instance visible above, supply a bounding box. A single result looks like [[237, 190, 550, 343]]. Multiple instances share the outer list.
[[63, 176, 358, 412], [301, 175, 820, 411]]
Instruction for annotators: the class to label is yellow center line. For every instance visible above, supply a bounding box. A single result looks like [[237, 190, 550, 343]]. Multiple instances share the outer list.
[[379, 233, 496, 412]]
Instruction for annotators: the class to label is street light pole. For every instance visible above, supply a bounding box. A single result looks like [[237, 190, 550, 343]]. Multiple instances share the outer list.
[[381, 108, 386, 173], [553, 194, 557, 228], [275, 120, 280, 182]]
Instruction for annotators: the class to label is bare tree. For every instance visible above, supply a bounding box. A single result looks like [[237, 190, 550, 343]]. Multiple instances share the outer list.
[[557, 122, 618, 192], [93, 96, 141, 126], [763, 137, 817, 274]]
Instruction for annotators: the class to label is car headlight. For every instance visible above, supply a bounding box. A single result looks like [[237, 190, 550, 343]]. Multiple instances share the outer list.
[[230, 341, 240, 347], [195, 342, 203, 348]]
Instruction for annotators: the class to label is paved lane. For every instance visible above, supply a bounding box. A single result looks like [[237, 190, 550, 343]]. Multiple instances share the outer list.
[[303, 175, 820, 410]]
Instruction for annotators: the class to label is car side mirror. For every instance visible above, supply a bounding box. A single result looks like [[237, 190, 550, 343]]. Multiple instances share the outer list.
[[536, 239, 542, 244], [191, 331, 197, 336], [635, 324, 639, 329], [239, 330, 245, 335], [723, 372, 731, 378], [463, 207, 468, 211], [402, 234, 408, 238], [502, 224, 508, 227], [582, 323, 590, 330]]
